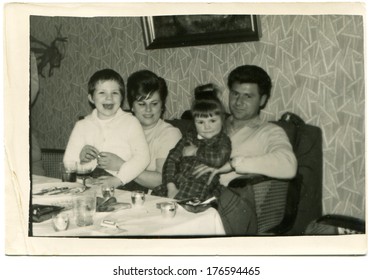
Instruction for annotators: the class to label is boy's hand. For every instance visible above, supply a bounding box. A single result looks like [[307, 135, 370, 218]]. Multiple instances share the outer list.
[[80, 145, 99, 163], [166, 183, 178, 198], [97, 152, 125, 171], [182, 142, 198, 157], [97, 176, 122, 189]]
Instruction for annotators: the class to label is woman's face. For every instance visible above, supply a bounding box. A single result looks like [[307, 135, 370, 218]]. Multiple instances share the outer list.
[[132, 91, 163, 129]]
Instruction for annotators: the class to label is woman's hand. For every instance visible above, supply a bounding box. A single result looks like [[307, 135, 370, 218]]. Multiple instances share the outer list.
[[166, 183, 179, 198], [182, 142, 198, 157], [96, 176, 122, 189], [80, 145, 99, 163], [97, 152, 125, 171]]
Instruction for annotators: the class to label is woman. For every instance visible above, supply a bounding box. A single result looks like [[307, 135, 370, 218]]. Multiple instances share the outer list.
[[121, 70, 182, 192]]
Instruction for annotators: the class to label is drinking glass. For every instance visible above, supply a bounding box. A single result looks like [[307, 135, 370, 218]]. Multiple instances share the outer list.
[[101, 185, 115, 199], [72, 193, 96, 227], [160, 202, 177, 218], [131, 191, 145, 207], [76, 164, 92, 185], [61, 161, 77, 182]]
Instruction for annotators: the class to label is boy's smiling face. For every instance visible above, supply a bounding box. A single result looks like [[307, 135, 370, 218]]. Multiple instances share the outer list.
[[88, 80, 122, 120]]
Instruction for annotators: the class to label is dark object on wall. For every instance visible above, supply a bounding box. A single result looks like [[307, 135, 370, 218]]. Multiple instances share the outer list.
[[30, 25, 68, 77], [141, 15, 260, 49]]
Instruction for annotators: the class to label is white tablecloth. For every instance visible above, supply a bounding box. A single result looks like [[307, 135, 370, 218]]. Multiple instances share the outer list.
[[31, 175, 225, 237]]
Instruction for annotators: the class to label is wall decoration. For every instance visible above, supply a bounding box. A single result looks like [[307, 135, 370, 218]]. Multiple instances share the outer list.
[[30, 25, 68, 77], [141, 15, 260, 49]]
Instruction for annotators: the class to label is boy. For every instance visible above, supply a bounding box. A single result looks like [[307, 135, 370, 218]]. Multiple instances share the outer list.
[[64, 69, 150, 189]]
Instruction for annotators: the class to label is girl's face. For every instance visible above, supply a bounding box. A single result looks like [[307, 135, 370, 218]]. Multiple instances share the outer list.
[[88, 80, 122, 120], [194, 114, 223, 139], [132, 91, 163, 129]]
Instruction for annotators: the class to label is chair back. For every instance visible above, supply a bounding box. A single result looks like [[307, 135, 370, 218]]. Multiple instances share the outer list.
[[40, 148, 65, 179], [272, 114, 323, 234]]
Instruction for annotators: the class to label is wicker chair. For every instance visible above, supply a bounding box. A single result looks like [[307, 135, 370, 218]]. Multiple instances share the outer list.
[[40, 148, 65, 179], [227, 113, 323, 235]]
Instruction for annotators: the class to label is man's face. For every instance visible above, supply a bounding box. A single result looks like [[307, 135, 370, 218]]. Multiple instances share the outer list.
[[229, 82, 267, 121]]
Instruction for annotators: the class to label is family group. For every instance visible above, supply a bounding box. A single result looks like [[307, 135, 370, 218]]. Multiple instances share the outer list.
[[32, 62, 297, 235]]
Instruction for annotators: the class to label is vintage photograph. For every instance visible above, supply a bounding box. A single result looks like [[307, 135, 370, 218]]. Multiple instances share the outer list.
[[4, 3, 367, 256]]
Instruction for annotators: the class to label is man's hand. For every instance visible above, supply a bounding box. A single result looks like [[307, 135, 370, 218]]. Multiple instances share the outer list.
[[182, 142, 198, 157], [193, 161, 233, 185], [80, 145, 99, 163], [166, 183, 179, 198], [97, 152, 125, 171]]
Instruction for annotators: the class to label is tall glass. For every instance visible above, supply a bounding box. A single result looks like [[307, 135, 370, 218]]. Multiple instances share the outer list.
[[72, 193, 96, 227]]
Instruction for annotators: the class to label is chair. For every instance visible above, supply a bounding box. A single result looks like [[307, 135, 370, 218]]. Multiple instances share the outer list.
[[228, 112, 323, 235], [305, 214, 365, 235], [40, 148, 65, 179]]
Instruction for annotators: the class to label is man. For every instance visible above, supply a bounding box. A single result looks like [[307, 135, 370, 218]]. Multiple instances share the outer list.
[[194, 65, 297, 235], [195, 64, 297, 185]]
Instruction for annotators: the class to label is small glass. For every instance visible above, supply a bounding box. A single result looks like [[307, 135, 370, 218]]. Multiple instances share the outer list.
[[101, 185, 115, 199], [160, 202, 177, 218], [52, 212, 70, 231], [61, 161, 77, 182], [131, 191, 145, 207]]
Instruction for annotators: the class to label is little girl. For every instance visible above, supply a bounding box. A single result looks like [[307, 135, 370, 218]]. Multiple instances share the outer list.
[[162, 84, 231, 201]]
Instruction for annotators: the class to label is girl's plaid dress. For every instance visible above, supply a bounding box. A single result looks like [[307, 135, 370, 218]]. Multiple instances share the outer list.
[[162, 128, 231, 201]]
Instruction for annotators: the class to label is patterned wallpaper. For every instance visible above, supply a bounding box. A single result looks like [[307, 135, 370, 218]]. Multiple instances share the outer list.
[[30, 15, 365, 219]]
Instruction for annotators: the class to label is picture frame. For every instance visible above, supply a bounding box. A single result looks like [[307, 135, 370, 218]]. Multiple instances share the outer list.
[[141, 15, 260, 49]]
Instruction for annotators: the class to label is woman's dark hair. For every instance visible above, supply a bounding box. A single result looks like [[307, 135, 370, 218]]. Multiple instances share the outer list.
[[191, 83, 225, 118], [126, 70, 168, 112], [88, 69, 125, 104], [227, 65, 272, 102]]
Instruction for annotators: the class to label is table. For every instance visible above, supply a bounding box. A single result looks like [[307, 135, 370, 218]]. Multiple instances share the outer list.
[[31, 175, 226, 237]]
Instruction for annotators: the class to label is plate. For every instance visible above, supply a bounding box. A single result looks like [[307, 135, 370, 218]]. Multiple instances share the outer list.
[[178, 201, 212, 213], [32, 182, 85, 210]]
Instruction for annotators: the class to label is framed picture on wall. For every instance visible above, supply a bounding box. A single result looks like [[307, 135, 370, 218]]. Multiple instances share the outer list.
[[141, 15, 260, 49]]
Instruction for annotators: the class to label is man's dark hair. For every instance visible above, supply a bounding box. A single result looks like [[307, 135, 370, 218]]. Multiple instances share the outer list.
[[228, 65, 272, 100]]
